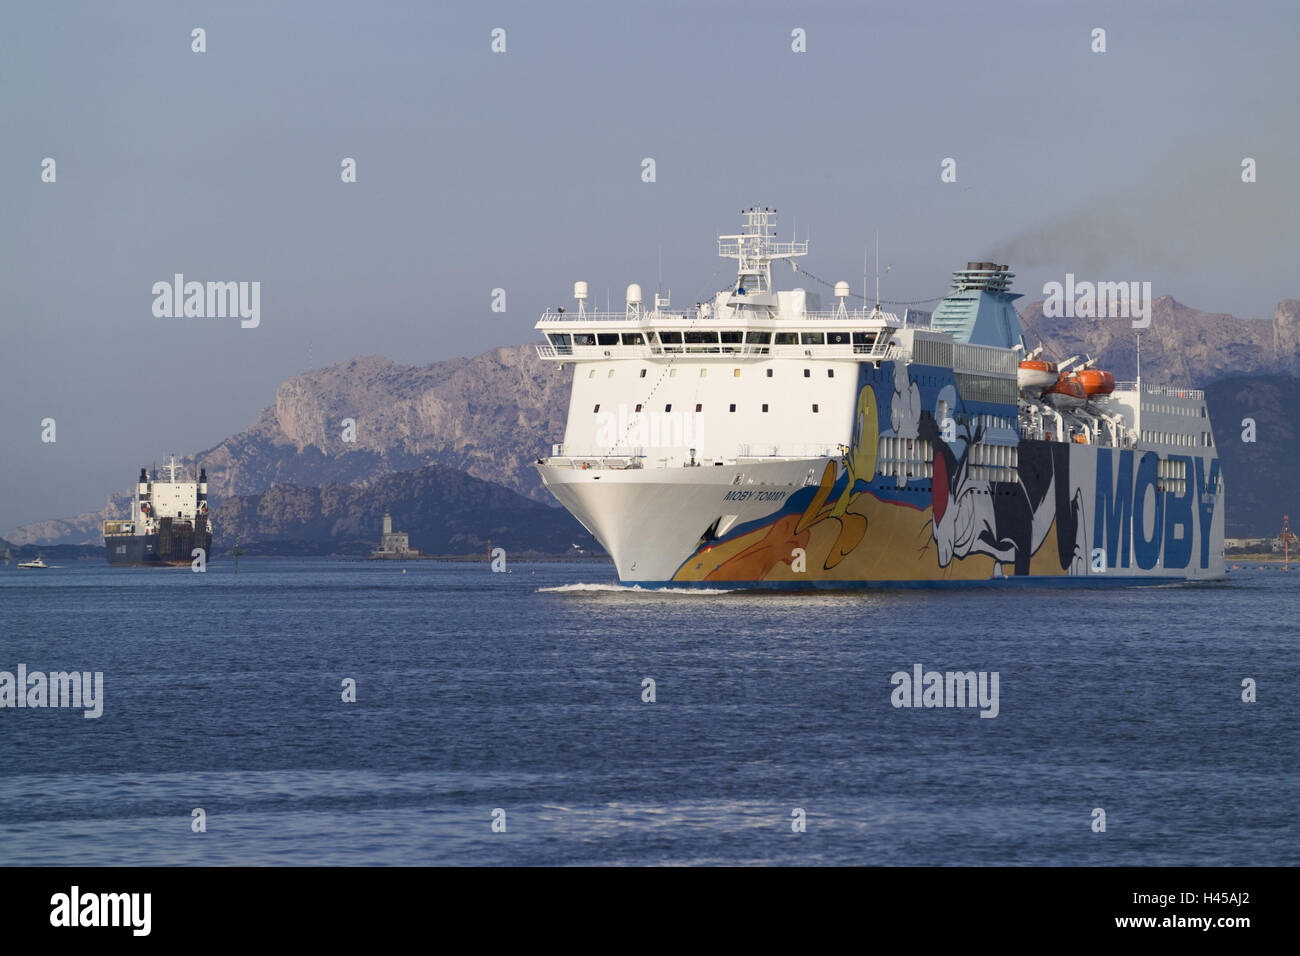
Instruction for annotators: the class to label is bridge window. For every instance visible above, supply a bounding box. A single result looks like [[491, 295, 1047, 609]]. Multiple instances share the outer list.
[[547, 333, 571, 348], [827, 331, 850, 345], [574, 333, 596, 346], [852, 332, 877, 346], [801, 332, 825, 345], [746, 331, 772, 344], [657, 331, 682, 344], [774, 332, 798, 345], [719, 330, 743, 343], [684, 331, 718, 344], [621, 333, 644, 345], [597, 333, 619, 346]]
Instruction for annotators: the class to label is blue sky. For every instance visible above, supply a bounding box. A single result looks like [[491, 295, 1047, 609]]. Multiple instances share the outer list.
[[2, 0, 1297, 530]]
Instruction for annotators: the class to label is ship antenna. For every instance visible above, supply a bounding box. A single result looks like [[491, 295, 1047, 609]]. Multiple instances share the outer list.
[[863, 247, 869, 317], [875, 229, 880, 308], [1136, 330, 1142, 388]]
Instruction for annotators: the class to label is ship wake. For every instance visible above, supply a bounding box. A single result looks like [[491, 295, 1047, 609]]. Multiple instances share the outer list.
[[537, 583, 739, 595]]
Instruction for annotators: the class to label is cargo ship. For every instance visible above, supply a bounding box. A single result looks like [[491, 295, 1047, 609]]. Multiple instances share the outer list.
[[533, 207, 1224, 587], [103, 457, 212, 566]]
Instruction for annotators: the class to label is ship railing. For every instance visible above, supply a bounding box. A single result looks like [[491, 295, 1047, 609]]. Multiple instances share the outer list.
[[1111, 382, 1205, 400], [545, 456, 645, 470], [535, 340, 904, 361], [801, 309, 903, 324], [1141, 383, 1205, 400], [736, 443, 841, 459], [717, 238, 809, 258], [537, 308, 903, 325], [546, 445, 646, 469], [537, 310, 688, 324]]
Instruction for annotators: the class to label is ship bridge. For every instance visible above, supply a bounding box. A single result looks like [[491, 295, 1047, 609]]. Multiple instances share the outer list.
[[533, 210, 1024, 471]]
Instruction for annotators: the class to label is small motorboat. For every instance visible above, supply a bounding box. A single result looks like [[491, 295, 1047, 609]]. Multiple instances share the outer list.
[[17, 556, 51, 569]]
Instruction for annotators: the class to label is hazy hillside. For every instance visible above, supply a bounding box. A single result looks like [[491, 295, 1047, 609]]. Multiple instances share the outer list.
[[1017, 297, 1300, 383], [211, 463, 600, 556], [186, 347, 571, 506]]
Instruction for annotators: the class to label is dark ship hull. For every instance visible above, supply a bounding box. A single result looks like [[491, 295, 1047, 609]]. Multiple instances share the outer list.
[[105, 517, 211, 566]]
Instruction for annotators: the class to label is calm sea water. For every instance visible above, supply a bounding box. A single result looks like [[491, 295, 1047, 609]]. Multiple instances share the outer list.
[[0, 557, 1296, 866]]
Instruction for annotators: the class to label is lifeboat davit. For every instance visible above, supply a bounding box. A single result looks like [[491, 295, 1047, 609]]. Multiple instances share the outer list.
[[1041, 376, 1087, 408], [1074, 368, 1115, 396], [1018, 359, 1058, 390]]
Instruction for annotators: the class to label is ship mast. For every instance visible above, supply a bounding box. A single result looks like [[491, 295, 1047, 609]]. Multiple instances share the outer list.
[[716, 207, 807, 303]]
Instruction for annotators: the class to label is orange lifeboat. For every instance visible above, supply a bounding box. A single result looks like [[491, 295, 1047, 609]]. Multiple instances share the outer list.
[[1017, 358, 1058, 390], [1041, 376, 1086, 408], [1074, 368, 1115, 396]]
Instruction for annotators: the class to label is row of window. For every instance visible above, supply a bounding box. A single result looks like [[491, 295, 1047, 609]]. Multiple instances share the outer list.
[[553, 330, 887, 348], [1144, 401, 1208, 418], [1142, 430, 1213, 447]]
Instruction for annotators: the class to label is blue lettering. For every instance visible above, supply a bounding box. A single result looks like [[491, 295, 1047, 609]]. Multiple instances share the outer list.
[[1194, 457, 1221, 568], [1132, 451, 1163, 570], [1094, 448, 1133, 569], [1163, 455, 1194, 569]]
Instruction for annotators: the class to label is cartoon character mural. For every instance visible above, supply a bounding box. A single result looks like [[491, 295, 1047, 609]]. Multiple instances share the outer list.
[[924, 413, 1087, 575], [673, 360, 1091, 583]]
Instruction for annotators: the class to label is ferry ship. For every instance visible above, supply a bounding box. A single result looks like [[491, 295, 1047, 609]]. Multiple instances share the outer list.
[[103, 457, 212, 566], [532, 208, 1225, 588]]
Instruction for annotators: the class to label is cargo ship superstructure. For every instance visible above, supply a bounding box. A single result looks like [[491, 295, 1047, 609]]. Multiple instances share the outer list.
[[534, 208, 1224, 587], [103, 457, 212, 566]]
